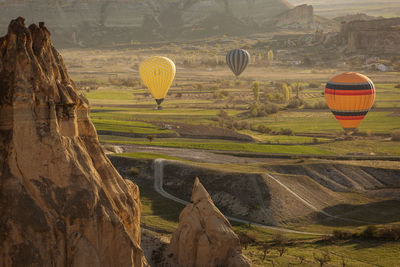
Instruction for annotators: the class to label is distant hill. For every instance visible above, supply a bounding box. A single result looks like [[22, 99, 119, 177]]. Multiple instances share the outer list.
[[287, 0, 400, 18], [0, 0, 295, 45]]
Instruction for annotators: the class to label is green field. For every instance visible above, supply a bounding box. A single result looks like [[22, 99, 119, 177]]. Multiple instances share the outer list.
[[101, 137, 333, 155], [92, 119, 173, 134], [114, 152, 182, 161]]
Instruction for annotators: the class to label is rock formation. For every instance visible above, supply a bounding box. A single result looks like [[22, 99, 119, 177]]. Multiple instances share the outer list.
[[339, 17, 400, 54], [0, 17, 148, 266], [168, 177, 252, 267], [276, 4, 314, 29]]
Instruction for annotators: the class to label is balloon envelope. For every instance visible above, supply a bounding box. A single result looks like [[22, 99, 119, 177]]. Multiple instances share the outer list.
[[226, 49, 250, 77], [325, 72, 375, 131], [139, 56, 176, 105]]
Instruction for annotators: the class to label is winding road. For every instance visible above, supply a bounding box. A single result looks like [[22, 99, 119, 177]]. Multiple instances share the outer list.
[[153, 159, 326, 236]]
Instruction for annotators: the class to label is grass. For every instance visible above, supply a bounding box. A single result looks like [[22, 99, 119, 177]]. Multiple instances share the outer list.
[[317, 140, 400, 156], [92, 119, 174, 134], [101, 139, 333, 155], [85, 88, 136, 100], [137, 178, 183, 233], [113, 152, 182, 161], [239, 130, 330, 144], [247, 111, 400, 134]]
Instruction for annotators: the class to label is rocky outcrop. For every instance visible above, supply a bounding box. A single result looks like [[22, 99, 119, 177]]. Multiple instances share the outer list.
[[0, 17, 148, 266], [340, 17, 400, 54], [168, 177, 252, 267], [276, 4, 314, 29]]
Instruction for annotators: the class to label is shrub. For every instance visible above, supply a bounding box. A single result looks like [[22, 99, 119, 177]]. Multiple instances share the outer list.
[[313, 101, 329, 109], [395, 84, 400, 88], [264, 101, 280, 114], [279, 128, 293, 135], [286, 98, 304, 109], [176, 92, 183, 98], [361, 225, 378, 239], [234, 121, 250, 130], [332, 230, 353, 240], [379, 226, 400, 241], [266, 92, 285, 102], [129, 167, 139, 176], [249, 102, 279, 118], [146, 135, 156, 142], [257, 125, 272, 134], [308, 82, 321, 88]]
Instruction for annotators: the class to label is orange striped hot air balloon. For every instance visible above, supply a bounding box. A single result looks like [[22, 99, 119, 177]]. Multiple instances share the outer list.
[[325, 72, 375, 132]]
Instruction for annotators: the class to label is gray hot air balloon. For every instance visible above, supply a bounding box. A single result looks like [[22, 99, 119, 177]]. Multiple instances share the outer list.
[[226, 49, 250, 77]]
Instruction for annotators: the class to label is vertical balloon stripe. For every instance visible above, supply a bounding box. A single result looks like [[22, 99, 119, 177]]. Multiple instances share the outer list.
[[226, 49, 250, 77]]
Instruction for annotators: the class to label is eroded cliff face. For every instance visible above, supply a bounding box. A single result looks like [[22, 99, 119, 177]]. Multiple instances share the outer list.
[[0, 17, 148, 267], [275, 4, 314, 29], [340, 17, 400, 54], [168, 177, 252, 267]]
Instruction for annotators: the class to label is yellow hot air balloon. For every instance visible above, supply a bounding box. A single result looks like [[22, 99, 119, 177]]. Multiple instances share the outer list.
[[139, 56, 176, 109], [325, 72, 376, 133]]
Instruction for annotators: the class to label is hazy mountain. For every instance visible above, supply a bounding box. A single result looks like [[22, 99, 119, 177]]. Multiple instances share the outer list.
[[0, 0, 295, 44]]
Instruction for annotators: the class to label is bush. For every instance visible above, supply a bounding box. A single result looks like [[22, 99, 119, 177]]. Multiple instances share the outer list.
[[146, 135, 156, 142], [234, 121, 250, 130], [313, 101, 329, 109], [379, 226, 400, 241], [266, 92, 285, 102], [395, 84, 400, 88], [129, 167, 139, 176], [361, 226, 378, 239], [332, 230, 353, 240], [257, 125, 272, 134], [286, 98, 304, 109], [279, 128, 294, 135], [264, 101, 280, 114], [391, 131, 400, 141], [308, 82, 321, 88], [249, 102, 279, 117]]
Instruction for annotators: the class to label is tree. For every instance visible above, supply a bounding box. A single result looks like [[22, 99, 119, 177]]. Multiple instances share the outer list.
[[260, 242, 271, 261], [297, 255, 306, 264], [276, 246, 287, 257], [267, 50, 274, 62], [314, 250, 331, 267], [252, 82, 260, 103], [238, 232, 256, 249], [292, 81, 302, 99], [273, 233, 288, 257], [281, 83, 292, 103]]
